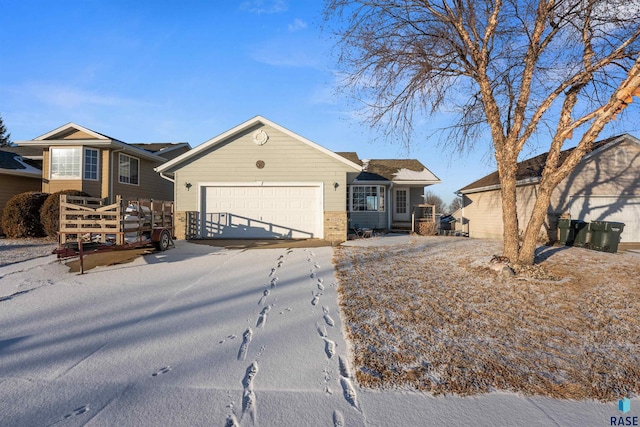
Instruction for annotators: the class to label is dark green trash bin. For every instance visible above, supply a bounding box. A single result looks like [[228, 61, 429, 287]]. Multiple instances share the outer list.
[[557, 218, 573, 244], [572, 220, 591, 247], [590, 221, 625, 253]]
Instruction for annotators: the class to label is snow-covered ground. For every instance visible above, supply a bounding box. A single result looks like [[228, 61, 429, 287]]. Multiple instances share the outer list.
[[0, 240, 636, 426]]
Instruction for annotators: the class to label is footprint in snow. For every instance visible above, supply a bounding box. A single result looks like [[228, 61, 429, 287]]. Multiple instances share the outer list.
[[256, 306, 271, 328], [317, 323, 328, 338], [269, 268, 276, 277], [242, 361, 259, 390], [287, 249, 294, 254], [277, 255, 284, 260], [270, 277, 278, 288], [152, 366, 171, 377], [340, 377, 360, 412], [237, 328, 253, 361], [322, 306, 335, 327], [314, 263, 321, 269], [339, 356, 352, 379], [333, 410, 345, 426], [258, 289, 270, 305], [324, 338, 336, 359], [63, 405, 90, 419], [219, 334, 238, 344], [225, 414, 240, 427], [310, 272, 315, 279], [241, 390, 257, 425], [311, 292, 320, 306], [317, 282, 325, 291]]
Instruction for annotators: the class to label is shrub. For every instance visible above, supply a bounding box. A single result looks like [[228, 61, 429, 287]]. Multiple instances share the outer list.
[[40, 190, 92, 237], [1, 192, 50, 238]]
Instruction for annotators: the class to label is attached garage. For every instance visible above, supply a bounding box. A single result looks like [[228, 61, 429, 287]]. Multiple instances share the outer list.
[[569, 196, 640, 243], [200, 183, 323, 238]]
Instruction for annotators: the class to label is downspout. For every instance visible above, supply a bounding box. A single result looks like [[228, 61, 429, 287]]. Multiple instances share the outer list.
[[388, 182, 394, 230], [159, 172, 175, 183]]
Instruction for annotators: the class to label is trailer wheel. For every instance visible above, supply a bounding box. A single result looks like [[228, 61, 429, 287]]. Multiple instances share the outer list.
[[156, 229, 172, 251]]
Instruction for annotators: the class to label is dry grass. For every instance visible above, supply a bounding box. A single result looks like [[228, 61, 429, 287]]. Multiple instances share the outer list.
[[333, 236, 640, 401]]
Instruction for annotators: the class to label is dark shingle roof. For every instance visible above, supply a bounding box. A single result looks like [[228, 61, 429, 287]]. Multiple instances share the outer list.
[[1, 145, 42, 157], [335, 152, 363, 166], [130, 143, 187, 153], [458, 135, 622, 193], [365, 159, 429, 181], [0, 149, 43, 171]]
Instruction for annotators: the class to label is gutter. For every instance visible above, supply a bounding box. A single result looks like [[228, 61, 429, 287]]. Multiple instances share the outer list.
[[458, 176, 541, 195]]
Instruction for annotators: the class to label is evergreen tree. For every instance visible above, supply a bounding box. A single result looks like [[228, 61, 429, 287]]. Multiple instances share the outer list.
[[0, 114, 12, 147]]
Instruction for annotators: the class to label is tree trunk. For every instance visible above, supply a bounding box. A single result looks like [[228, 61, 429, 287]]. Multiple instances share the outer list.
[[499, 162, 520, 261], [517, 184, 554, 265]]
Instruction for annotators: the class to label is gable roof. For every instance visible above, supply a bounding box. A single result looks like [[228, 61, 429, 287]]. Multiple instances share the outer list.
[[458, 134, 635, 194], [15, 123, 168, 163], [336, 152, 440, 184], [155, 116, 363, 174]]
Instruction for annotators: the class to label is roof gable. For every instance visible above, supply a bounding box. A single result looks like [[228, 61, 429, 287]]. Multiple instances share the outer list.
[[458, 134, 637, 194], [156, 116, 363, 174], [35, 123, 113, 141]]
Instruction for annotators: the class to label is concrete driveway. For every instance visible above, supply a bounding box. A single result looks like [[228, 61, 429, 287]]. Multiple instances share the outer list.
[[0, 240, 630, 426]]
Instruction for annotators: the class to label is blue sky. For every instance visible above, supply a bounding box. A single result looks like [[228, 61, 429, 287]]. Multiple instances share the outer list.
[[1, 0, 638, 207]]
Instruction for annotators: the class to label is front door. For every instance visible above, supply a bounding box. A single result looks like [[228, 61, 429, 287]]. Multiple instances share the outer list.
[[393, 187, 410, 222]]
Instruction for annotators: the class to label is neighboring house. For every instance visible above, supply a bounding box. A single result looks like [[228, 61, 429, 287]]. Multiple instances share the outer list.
[[0, 146, 43, 216], [155, 116, 441, 242], [457, 134, 640, 244], [15, 123, 189, 202], [335, 153, 441, 231]]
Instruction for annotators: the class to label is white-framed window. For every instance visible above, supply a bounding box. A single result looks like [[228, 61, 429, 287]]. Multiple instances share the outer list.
[[119, 153, 139, 185], [84, 148, 99, 180], [348, 185, 385, 212], [50, 147, 82, 179]]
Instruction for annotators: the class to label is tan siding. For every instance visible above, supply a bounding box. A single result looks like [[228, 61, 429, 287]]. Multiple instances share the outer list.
[[112, 155, 173, 201], [552, 140, 640, 213], [59, 129, 96, 140], [0, 174, 42, 213], [101, 149, 111, 198], [463, 191, 504, 239], [170, 124, 358, 213]]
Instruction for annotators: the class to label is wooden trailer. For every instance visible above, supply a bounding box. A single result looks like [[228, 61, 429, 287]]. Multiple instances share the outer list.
[[55, 195, 175, 259]]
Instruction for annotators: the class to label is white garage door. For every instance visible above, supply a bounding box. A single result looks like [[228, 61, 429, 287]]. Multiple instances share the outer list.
[[201, 184, 323, 239], [569, 196, 640, 243]]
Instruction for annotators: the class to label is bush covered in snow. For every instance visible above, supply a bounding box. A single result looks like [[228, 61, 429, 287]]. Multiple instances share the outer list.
[[40, 190, 92, 237], [1, 191, 50, 238]]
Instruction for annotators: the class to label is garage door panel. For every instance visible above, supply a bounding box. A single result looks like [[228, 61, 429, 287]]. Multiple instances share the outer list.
[[202, 185, 322, 239]]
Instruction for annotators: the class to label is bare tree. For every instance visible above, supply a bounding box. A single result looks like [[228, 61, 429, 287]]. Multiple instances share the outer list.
[[424, 190, 448, 213], [449, 196, 463, 213], [324, 0, 640, 265]]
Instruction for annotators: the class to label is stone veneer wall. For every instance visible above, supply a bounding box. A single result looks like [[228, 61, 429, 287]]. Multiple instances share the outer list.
[[174, 211, 187, 240], [324, 211, 347, 243]]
